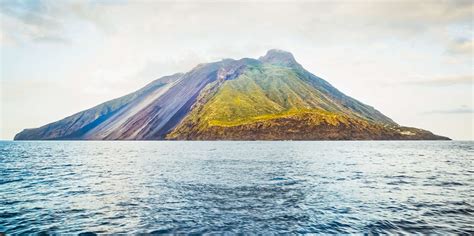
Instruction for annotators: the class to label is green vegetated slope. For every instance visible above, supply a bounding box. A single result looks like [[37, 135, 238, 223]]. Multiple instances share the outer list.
[[168, 63, 448, 140], [169, 65, 379, 140], [202, 65, 345, 125]]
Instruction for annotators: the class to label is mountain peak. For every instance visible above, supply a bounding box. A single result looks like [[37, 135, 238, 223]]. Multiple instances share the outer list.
[[259, 49, 299, 67]]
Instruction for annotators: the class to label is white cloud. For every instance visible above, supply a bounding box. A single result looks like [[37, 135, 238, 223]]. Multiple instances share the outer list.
[[423, 108, 473, 114], [403, 75, 474, 86], [1, 0, 473, 140]]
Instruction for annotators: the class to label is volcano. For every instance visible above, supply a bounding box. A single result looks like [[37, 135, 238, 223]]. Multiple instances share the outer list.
[[14, 49, 449, 140]]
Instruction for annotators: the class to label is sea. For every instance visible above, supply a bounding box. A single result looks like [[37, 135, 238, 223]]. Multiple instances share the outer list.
[[0, 141, 472, 234]]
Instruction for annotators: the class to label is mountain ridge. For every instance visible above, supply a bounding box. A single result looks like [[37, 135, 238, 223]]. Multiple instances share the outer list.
[[14, 49, 450, 140]]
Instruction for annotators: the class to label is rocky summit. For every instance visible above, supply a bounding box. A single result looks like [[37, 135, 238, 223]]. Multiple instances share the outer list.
[[15, 49, 450, 140]]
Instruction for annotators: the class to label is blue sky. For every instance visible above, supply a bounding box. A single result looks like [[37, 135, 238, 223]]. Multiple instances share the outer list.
[[1, 0, 473, 140]]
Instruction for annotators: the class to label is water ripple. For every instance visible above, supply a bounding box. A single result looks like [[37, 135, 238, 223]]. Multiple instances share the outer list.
[[0, 141, 473, 234]]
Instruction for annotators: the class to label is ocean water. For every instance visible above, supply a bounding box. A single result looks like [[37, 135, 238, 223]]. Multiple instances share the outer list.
[[0, 141, 472, 234]]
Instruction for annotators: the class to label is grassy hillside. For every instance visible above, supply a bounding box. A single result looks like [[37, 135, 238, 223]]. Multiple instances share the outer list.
[[168, 64, 375, 139], [167, 62, 448, 140]]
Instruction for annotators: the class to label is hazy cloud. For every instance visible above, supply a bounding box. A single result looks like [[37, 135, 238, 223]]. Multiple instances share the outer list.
[[0, 0, 116, 45], [447, 38, 474, 55], [423, 108, 474, 115], [405, 75, 474, 86], [1, 0, 472, 50]]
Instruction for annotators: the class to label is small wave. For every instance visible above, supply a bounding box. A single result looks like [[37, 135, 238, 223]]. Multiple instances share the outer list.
[[384, 174, 415, 179], [78, 232, 98, 236], [0, 178, 24, 185], [424, 208, 473, 216], [149, 229, 174, 234], [270, 177, 287, 181], [0, 211, 22, 218], [364, 219, 439, 234], [424, 181, 465, 187], [386, 180, 412, 185]]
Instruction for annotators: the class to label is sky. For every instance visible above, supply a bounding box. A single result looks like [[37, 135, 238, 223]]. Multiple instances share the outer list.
[[0, 0, 473, 140]]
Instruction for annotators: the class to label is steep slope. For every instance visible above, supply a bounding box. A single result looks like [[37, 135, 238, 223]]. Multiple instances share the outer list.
[[14, 73, 182, 140], [14, 49, 449, 140], [166, 56, 447, 140], [260, 49, 396, 125], [14, 59, 254, 140]]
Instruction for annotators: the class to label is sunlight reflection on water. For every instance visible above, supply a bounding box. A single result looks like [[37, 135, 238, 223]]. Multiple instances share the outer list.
[[0, 141, 473, 234]]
